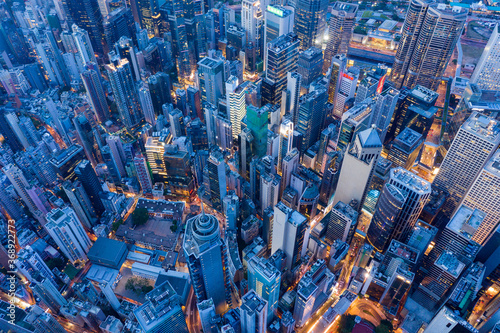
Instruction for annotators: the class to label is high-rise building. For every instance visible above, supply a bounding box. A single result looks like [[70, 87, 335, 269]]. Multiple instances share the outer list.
[[106, 56, 143, 128], [134, 281, 189, 333], [285, 72, 302, 125], [247, 256, 281, 324], [183, 209, 230, 313], [198, 57, 225, 105], [30, 273, 68, 312], [264, 5, 295, 70], [134, 155, 153, 194], [138, 83, 156, 125], [334, 126, 382, 211], [207, 149, 227, 212], [46, 207, 92, 264], [387, 127, 424, 170], [332, 66, 359, 119], [462, 150, 500, 245], [63, 0, 105, 55], [187, 86, 202, 120], [242, 0, 263, 54], [470, 24, 500, 90], [72, 24, 97, 65], [327, 54, 347, 103], [103, 7, 136, 49], [370, 88, 400, 142], [2, 164, 37, 214], [297, 47, 323, 87], [294, 0, 329, 50], [272, 202, 308, 270], [63, 180, 97, 229], [134, 0, 160, 35], [278, 118, 294, 175], [326, 201, 358, 244], [75, 160, 105, 215], [433, 112, 500, 219], [240, 290, 268, 333], [337, 99, 375, 151], [266, 33, 300, 105], [247, 105, 270, 158], [295, 87, 328, 151], [355, 76, 379, 105], [226, 76, 247, 139], [323, 2, 358, 72], [81, 67, 108, 123], [198, 299, 219, 333], [390, 0, 466, 90], [148, 72, 172, 113], [366, 183, 407, 252]]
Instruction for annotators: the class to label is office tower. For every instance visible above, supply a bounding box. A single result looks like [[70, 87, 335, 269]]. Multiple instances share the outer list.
[[103, 7, 136, 49], [462, 150, 500, 245], [315, 123, 336, 173], [264, 5, 295, 70], [326, 201, 358, 244], [176, 89, 188, 116], [72, 24, 97, 65], [390, 0, 466, 90], [247, 256, 281, 324], [297, 47, 323, 87], [183, 209, 230, 313], [102, 145, 122, 184], [135, 0, 159, 34], [272, 202, 308, 270], [387, 128, 424, 170], [385, 85, 438, 144], [278, 118, 294, 175], [3, 112, 29, 149], [134, 155, 153, 194], [207, 149, 227, 212], [106, 135, 126, 177], [294, 0, 328, 50], [145, 135, 169, 182], [63, 180, 97, 229], [187, 86, 202, 119], [46, 207, 92, 263], [168, 109, 186, 138], [327, 54, 347, 104], [370, 88, 400, 142], [332, 66, 359, 119], [334, 126, 382, 210], [323, 2, 357, 72], [138, 83, 156, 125], [148, 72, 172, 113], [242, 0, 263, 52], [381, 168, 431, 245], [0, 186, 23, 221], [100, 282, 120, 310], [266, 33, 300, 105], [81, 67, 108, 123], [260, 173, 280, 214], [295, 87, 328, 151], [75, 160, 105, 215], [366, 183, 406, 252], [247, 105, 269, 158], [240, 290, 268, 333], [226, 76, 246, 139], [471, 24, 500, 90], [433, 112, 500, 219], [281, 148, 300, 192], [114, 37, 141, 80], [355, 76, 379, 105], [45, 99, 69, 144], [134, 281, 189, 333], [106, 56, 143, 129], [16, 246, 56, 285], [423, 306, 477, 333], [283, 72, 302, 125], [215, 114, 233, 151], [198, 57, 224, 105], [62, 0, 105, 55], [162, 145, 195, 198], [198, 299, 219, 333], [2, 164, 37, 214]]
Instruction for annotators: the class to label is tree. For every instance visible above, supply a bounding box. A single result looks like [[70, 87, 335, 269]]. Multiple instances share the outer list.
[[111, 219, 124, 232], [46, 257, 66, 270], [375, 320, 394, 333], [132, 208, 149, 226], [337, 314, 356, 333]]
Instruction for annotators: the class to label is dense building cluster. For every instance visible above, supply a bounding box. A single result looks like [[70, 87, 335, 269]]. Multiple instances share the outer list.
[[0, 0, 500, 332]]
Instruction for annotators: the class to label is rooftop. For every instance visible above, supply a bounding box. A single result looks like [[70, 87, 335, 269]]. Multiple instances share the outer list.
[[485, 148, 500, 175], [447, 205, 486, 240], [241, 290, 267, 313], [410, 85, 439, 104], [462, 112, 500, 143], [332, 1, 358, 13], [386, 240, 419, 264], [435, 251, 465, 278], [390, 167, 431, 194], [394, 127, 423, 149], [358, 126, 382, 148], [333, 201, 358, 221]]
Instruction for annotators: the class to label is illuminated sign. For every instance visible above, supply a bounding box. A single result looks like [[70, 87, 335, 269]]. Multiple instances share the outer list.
[[343, 73, 354, 81], [267, 5, 284, 17], [377, 74, 387, 94]]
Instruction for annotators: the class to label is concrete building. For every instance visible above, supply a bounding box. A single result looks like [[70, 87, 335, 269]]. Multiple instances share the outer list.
[[240, 290, 268, 333], [470, 24, 500, 91]]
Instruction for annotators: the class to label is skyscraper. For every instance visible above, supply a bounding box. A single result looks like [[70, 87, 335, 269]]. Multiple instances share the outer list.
[[226, 76, 247, 139], [332, 66, 359, 119], [3, 164, 37, 214], [327, 53, 347, 104], [370, 88, 400, 142], [390, 0, 466, 90], [433, 112, 500, 219], [285, 72, 302, 125], [278, 118, 294, 175], [325, 201, 358, 244], [138, 83, 156, 125], [198, 57, 225, 105], [470, 24, 500, 90], [103, 7, 136, 49], [134, 155, 153, 194], [323, 2, 358, 72], [247, 256, 281, 324], [264, 5, 295, 71], [240, 290, 268, 333], [75, 160, 105, 215], [272, 202, 308, 270], [106, 56, 144, 128], [72, 24, 97, 65], [183, 209, 230, 313], [266, 33, 300, 105], [295, 86, 328, 151], [387, 127, 424, 170], [63, 180, 97, 229], [297, 47, 323, 87], [207, 149, 227, 212], [81, 67, 108, 123], [45, 207, 92, 264], [242, 0, 263, 55], [148, 72, 172, 113], [294, 0, 329, 50], [366, 183, 407, 252], [462, 150, 500, 245], [247, 105, 270, 158]]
